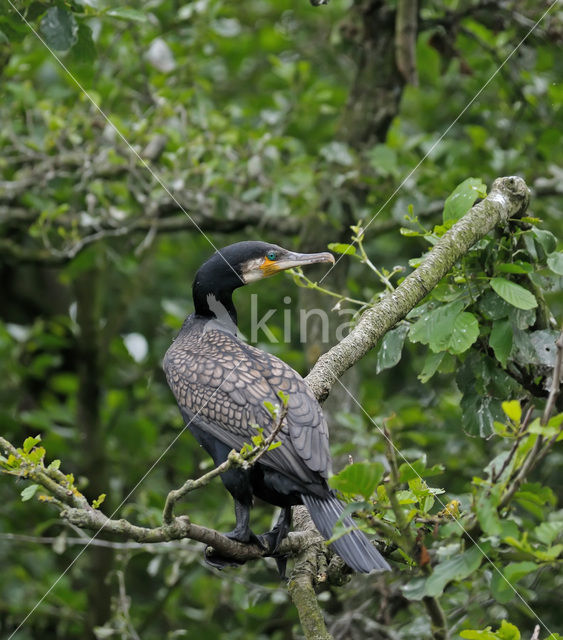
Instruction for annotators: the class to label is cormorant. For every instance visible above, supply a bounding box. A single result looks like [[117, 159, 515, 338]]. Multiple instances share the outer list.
[[163, 241, 390, 574]]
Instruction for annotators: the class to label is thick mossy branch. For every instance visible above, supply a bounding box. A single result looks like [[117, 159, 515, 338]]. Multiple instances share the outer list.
[[288, 506, 334, 640], [306, 176, 530, 401]]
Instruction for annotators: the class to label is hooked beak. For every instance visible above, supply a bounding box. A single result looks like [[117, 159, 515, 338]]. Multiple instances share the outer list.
[[272, 250, 335, 272], [242, 249, 335, 284]]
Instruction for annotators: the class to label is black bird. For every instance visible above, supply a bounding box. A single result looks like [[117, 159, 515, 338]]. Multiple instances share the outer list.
[[163, 241, 390, 574]]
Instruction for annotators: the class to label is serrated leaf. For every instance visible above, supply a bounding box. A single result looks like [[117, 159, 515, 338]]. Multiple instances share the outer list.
[[329, 462, 384, 500], [106, 7, 148, 22], [490, 278, 537, 310], [327, 243, 356, 256], [376, 325, 409, 373], [443, 178, 487, 223], [48, 459, 61, 471], [40, 7, 78, 52], [21, 484, 40, 502], [490, 319, 512, 367]]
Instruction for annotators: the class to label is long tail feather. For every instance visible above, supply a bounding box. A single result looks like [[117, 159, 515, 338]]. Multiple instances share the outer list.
[[301, 493, 390, 573]]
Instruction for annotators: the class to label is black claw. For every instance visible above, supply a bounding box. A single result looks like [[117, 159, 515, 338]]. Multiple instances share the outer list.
[[203, 546, 246, 569]]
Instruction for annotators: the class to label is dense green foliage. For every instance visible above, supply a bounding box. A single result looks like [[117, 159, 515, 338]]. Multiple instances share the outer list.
[[0, 1, 562, 639]]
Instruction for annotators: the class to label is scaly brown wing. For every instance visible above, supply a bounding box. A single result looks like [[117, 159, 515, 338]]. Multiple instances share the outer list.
[[163, 318, 331, 486]]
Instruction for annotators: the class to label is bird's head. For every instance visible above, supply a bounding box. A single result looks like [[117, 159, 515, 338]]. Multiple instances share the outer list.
[[195, 241, 335, 291], [192, 241, 334, 321]]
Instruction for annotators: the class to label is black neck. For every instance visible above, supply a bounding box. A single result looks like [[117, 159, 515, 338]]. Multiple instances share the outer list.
[[193, 284, 238, 325]]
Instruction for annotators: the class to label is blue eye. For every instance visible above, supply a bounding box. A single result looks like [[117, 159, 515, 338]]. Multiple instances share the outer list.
[[267, 251, 277, 260]]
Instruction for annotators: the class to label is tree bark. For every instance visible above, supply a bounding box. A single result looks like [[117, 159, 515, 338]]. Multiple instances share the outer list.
[[306, 176, 530, 401]]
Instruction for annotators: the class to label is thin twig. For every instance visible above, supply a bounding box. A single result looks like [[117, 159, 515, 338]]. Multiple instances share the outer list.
[[162, 401, 289, 524]]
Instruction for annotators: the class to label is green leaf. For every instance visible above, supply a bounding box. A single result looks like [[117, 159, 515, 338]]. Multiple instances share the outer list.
[[48, 459, 61, 471], [497, 261, 533, 274], [501, 400, 521, 424], [460, 630, 498, 640], [534, 521, 562, 545], [23, 435, 41, 454], [547, 251, 563, 275], [276, 390, 289, 406], [399, 459, 443, 482], [21, 484, 40, 502], [106, 7, 148, 22], [478, 291, 511, 320], [368, 145, 398, 177], [532, 228, 557, 254], [329, 462, 384, 500], [68, 23, 96, 84], [402, 545, 484, 600], [409, 301, 464, 352], [490, 319, 512, 367], [476, 484, 502, 535], [263, 401, 277, 417], [327, 243, 356, 256], [443, 178, 487, 223], [497, 620, 521, 640], [92, 493, 106, 509], [460, 393, 497, 438], [40, 7, 78, 52], [376, 325, 409, 373], [448, 312, 479, 354], [460, 621, 521, 640], [490, 278, 537, 310], [418, 351, 444, 383]]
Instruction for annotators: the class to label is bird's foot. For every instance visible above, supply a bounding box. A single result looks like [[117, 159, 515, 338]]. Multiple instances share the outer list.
[[258, 513, 291, 556], [203, 527, 266, 570], [224, 527, 267, 551], [258, 525, 291, 580]]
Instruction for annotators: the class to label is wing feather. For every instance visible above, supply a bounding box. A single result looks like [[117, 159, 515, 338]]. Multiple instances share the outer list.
[[163, 319, 331, 484]]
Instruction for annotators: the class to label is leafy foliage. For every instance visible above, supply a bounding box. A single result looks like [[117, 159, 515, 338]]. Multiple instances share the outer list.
[[0, 1, 561, 639]]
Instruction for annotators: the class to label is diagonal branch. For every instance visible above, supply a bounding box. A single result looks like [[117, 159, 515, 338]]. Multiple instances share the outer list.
[[306, 176, 530, 401]]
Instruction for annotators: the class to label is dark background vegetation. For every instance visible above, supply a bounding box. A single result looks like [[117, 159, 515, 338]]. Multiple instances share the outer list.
[[0, 1, 561, 639]]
